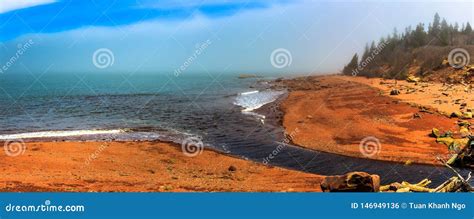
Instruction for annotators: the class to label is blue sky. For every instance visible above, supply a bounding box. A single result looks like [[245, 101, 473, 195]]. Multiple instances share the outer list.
[[0, 0, 473, 75], [0, 0, 275, 41]]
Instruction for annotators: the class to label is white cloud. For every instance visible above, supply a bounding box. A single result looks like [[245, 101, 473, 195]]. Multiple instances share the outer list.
[[0, 0, 56, 14]]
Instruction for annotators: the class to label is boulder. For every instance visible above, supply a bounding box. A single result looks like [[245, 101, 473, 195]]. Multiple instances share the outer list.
[[228, 165, 237, 172], [462, 112, 473, 119], [406, 76, 420, 83], [460, 127, 471, 138], [442, 59, 450, 66], [321, 172, 380, 192], [390, 89, 400, 95], [450, 111, 463, 118], [431, 128, 440, 138]]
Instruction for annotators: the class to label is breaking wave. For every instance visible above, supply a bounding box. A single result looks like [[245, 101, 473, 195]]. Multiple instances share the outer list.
[[233, 90, 285, 112], [0, 129, 124, 140]]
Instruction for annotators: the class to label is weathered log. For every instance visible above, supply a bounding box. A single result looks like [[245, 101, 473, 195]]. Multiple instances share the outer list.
[[321, 172, 380, 192], [432, 177, 463, 192], [414, 179, 431, 187], [395, 187, 410, 192], [401, 182, 434, 192]]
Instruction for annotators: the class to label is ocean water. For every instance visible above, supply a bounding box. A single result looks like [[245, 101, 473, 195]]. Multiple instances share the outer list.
[[0, 72, 467, 184], [0, 73, 281, 141]]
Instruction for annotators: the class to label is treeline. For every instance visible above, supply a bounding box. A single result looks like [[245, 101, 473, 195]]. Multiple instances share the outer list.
[[343, 13, 474, 79]]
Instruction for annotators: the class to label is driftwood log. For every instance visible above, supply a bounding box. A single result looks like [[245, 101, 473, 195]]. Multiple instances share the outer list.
[[380, 158, 473, 192], [321, 172, 380, 192]]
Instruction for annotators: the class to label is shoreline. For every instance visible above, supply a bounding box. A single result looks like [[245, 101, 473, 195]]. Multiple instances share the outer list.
[[1, 74, 468, 192], [277, 75, 462, 165], [0, 140, 323, 192]]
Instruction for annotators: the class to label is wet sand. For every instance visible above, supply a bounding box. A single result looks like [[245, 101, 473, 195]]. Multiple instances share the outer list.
[[279, 75, 462, 165], [0, 141, 323, 192]]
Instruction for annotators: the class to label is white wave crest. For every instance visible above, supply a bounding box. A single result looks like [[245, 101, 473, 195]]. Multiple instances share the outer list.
[[0, 129, 124, 140], [234, 90, 284, 112]]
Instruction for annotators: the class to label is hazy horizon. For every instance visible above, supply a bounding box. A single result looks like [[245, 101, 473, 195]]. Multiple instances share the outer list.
[[0, 0, 473, 76]]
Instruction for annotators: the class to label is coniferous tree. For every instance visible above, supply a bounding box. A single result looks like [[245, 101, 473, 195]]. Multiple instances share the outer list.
[[465, 22, 472, 33], [361, 43, 370, 61], [342, 53, 359, 75], [413, 23, 427, 47], [369, 41, 376, 52], [430, 13, 441, 36], [439, 19, 450, 45], [343, 13, 474, 78]]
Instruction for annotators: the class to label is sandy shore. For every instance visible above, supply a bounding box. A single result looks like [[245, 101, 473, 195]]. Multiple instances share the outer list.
[[278, 75, 464, 165], [347, 76, 473, 116], [0, 141, 323, 192]]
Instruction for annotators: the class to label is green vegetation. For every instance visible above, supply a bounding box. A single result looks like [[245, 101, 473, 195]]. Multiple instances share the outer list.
[[343, 13, 474, 79]]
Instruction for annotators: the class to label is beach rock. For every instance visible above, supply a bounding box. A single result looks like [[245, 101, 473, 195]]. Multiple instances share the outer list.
[[228, 165, 237, 172], [413, 113, 422, 119], [458, 120, 471, 127], [442, 59, 450, 66], [390, 89, 400, 95], [467, 66, 474, 73], [462, 112, 473, 119], [431, 128, 440, 138], [450, 111, 463, 118], [404, 160, 413, 166], [406, 76, 420, 83], [460, 127, 471, 138], [436, 137, 454, 147], [238, 74, 258, 79], [321, 172, 380, 192], [419, 106, 434, 114]]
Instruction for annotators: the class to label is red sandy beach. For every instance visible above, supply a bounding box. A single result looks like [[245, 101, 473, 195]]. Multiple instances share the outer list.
[[1, 74, 471, 192]]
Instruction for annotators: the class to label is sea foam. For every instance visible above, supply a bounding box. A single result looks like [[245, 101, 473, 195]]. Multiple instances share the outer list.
[[233, 90, 284, 112], [0, 129, 124, 140]]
